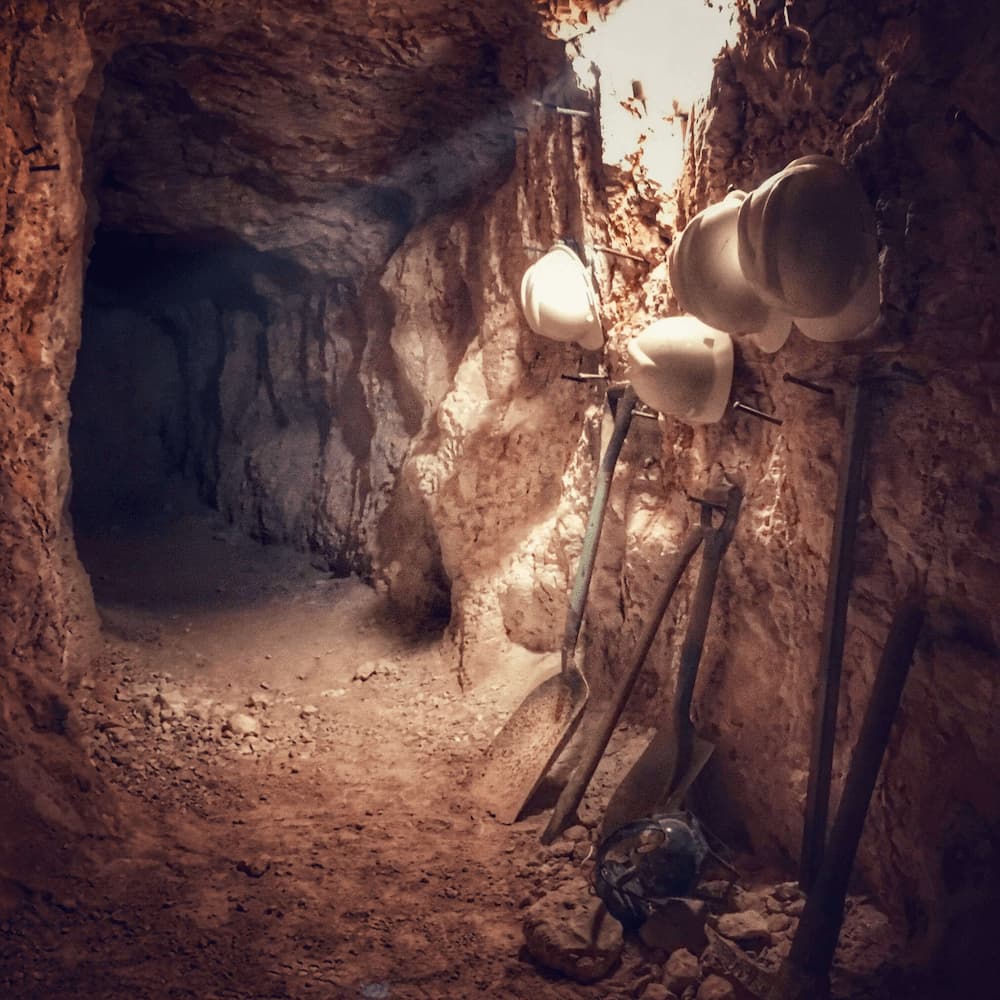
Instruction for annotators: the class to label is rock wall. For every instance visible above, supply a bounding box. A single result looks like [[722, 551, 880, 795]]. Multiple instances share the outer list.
[[367, 0, 1000, 964], [1, 3, 120, 900], [566, 0, 1000, 963], [0, 0, 572, 895]]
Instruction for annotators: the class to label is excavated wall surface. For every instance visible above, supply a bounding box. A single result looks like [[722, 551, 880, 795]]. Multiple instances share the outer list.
[[584, 0, 1000, 956], [2, 0, 998, 965]]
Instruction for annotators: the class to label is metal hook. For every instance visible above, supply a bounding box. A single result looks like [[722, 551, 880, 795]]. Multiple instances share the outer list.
[[590, 244, 648, 264], [950, 107, 998, 149]]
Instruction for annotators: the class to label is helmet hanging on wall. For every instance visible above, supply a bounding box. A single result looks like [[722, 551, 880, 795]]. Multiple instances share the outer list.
[[668, 191, 793, 353], [626, 316, 734, 425], [519, 242, 605, 351], [737, 154, 880, 340]]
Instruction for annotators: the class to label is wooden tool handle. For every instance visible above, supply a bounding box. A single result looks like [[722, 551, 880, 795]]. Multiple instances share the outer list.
[[560, 386, 637, 677]]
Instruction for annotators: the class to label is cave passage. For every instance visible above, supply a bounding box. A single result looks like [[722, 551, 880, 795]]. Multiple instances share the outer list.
[[70, 229, 324, 612]]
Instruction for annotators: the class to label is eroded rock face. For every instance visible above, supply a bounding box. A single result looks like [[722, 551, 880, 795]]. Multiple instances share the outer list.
[[80, 0, 563, 274], [1, 0, 576, 893], [585, 0, 1000, 964]]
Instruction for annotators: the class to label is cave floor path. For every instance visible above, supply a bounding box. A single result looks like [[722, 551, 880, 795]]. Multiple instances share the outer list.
[[5, 502, 624, 1000]]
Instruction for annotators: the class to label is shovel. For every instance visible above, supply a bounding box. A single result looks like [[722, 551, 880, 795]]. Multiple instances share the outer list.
[[600, 484, 743, 839], [476, 385, 639, 824], [540, 521, 705, 843]]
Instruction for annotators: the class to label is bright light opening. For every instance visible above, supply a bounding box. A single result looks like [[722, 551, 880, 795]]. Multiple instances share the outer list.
[[580, 0, 740, 189]]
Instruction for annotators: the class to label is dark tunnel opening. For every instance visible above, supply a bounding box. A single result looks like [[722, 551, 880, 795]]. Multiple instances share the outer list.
[[69, 229, 364, 614], [72, 230, 241, 532]]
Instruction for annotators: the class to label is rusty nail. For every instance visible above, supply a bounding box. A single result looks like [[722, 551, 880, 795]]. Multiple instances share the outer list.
[[732, 400, 784, 425], [590, 244, 647, 264], [686, 493, 728, 512], [532, 100, 592, 118], [783, 373, 835, 395], [951, 107, 998, 149]]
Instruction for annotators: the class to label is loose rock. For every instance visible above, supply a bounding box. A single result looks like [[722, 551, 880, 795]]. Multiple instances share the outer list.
[[716, 911, 772, 949], [695, 974, 736, 1000], [523, 883, 623, 984], [639, 984, 675, 1000], [663, 948, 700, 993], [639, 898, 708, 956], [227, 713, 260, 737]]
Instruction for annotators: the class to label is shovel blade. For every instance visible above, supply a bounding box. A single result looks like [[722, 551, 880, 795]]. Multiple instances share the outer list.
[[474, 669, 588, 825], [601, 725, 679, 838], [600, 728, 715, 838], [662, 735, 715, 813]]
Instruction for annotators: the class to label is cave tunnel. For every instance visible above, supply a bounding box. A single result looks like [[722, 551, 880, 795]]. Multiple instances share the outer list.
[[3, 1, 1000, 999]]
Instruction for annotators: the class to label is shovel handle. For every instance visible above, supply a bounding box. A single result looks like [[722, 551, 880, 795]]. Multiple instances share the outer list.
[[665, 486, 742, 805], [541, 524, 704, 843], [774, 595, 924, 999], [673, 488, 742, 730], [561, 386, 638, 676]]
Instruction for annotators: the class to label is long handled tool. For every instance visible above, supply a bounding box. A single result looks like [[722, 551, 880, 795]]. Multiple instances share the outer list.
[[600, 484, 743, 839], [476, 385, 638, 824], [540, 522, 705, 844], [798, 379, 874, 890], [769, 594, 924, 1000]]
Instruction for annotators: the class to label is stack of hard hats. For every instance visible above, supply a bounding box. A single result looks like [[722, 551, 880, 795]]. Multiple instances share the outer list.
[[669, 155, 880, 348], [520, 156, 876, 427], [626, 316, 734, 425], [668, 190, 793, 354], [519, 241, 604, 351]]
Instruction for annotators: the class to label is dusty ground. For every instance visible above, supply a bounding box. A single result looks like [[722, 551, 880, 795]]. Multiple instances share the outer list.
[[0, 497, 936, 999]]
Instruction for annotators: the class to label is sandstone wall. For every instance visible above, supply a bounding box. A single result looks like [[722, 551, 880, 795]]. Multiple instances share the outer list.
[[375, 0, 1000, 959], [570, 0, 1000, 958], [0, 0, 572, 893], [1, 3, 120, 896]]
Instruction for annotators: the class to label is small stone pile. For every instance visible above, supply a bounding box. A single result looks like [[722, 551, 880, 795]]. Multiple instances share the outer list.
[[522, 823, 814, 998]]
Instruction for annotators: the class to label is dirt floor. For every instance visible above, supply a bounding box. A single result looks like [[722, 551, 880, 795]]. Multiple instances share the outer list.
[[0, 498, 936, 999]]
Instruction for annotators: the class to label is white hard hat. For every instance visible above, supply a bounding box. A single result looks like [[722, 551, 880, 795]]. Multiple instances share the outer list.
[[669, 190, 793, 351], [519, 242, 604, 351], [792, 258, 880, 341], [737, 154, 880, 337], [626, 316, 734, 425]]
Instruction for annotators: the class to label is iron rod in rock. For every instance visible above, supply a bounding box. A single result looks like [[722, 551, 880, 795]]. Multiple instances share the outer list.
[[732, 400, 783, 425], [770, 595, 924, 1000], [799, 379, 873, 890]]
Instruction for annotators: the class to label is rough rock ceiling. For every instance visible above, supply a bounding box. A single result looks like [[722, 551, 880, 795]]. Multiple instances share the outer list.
[[80, 0, 567, 274]]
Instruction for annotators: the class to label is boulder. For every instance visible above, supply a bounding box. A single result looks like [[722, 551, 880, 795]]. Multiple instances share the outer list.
[[523, 884, 623, 984]]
